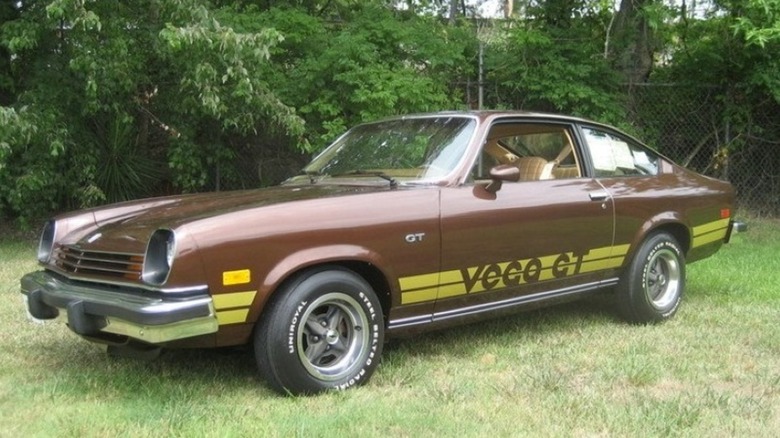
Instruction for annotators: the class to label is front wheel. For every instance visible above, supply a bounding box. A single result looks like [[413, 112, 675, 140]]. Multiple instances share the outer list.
[[616, 232, 686, 324], [254, 268, 384, 395]]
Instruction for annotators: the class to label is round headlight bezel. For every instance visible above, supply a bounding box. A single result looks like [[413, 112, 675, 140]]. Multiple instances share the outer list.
[[37, 220, 57, 263], [142, 229, 176, 286]]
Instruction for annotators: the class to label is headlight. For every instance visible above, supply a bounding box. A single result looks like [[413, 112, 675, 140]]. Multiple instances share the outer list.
[[37, 220, 56, 263], [142, 229, 176, 286]]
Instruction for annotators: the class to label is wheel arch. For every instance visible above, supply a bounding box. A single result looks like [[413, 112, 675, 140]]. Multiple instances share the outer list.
[[652, 222, 690, 255], [253, 249, 394, 329], [626, 213, 692, 263]]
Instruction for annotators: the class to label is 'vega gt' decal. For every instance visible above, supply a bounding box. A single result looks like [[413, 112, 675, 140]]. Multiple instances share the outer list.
[[399, 244, 631, 305], [691, 218, 730, 248]]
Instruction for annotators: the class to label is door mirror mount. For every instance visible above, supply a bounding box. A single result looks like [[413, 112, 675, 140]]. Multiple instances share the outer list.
[[485, 164, 520, 193]]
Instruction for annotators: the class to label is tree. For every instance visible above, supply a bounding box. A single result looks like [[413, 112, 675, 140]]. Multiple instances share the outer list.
[[235, 4, 472, 150], [0, 0, 303, 223], [607, 0, 658, 84], [484, 1, 624, 122]]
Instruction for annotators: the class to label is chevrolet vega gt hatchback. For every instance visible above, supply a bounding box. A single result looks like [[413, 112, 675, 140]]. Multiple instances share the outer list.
[[21, 111, 744, 395]]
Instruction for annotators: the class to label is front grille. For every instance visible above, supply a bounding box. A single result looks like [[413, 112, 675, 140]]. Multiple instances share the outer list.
[[54, 245, 144, 281]]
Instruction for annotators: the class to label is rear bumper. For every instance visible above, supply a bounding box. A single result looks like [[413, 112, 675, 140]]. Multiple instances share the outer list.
[[21, 271, 218, 344], [726, 219, 747, 243]]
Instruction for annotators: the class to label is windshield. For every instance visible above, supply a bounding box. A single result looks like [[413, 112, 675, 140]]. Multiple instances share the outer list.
[[302, 116, 476, 183]]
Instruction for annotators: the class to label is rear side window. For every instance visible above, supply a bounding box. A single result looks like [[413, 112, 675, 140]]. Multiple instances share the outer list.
[[581, 127, 659, 177]]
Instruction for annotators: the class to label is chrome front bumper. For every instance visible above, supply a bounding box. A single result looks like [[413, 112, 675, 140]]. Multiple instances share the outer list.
[[21, 271, 219, 344]]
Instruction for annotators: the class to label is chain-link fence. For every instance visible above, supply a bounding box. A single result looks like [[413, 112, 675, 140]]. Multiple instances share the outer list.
[[625, 84, 780, 216], [211, 84, 780, 216], [203, 137, 309, 192]]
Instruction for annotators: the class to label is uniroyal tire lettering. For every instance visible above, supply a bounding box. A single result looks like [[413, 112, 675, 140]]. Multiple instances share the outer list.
[[288, 300, 307, 354]]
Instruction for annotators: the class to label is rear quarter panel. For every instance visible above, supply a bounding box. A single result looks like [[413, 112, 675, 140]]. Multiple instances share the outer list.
[[599, 163, 735, 268]]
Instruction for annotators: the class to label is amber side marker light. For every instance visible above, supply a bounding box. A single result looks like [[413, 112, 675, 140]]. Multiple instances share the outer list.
[[720, 208, 731, 219]]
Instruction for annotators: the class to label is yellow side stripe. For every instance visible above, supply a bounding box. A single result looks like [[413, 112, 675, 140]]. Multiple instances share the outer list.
[[439, 270, 463, 284], [691, 218, 730, 248], [216, 309, 250, 325], [400, 288, 438, 305], [580, 257, 624, 272], [398, 272, 439, 291], [212, 291, 257, 310], [437, 283, 468, 299], [692, 229, 728, 248], [693, 218, 730, 236]]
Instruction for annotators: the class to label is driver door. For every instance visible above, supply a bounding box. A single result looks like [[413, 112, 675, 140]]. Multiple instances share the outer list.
[[433, 120, 618, 319]]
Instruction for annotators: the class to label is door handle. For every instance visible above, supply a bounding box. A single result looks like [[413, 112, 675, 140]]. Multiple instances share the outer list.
[[589, 190, 609, 202]]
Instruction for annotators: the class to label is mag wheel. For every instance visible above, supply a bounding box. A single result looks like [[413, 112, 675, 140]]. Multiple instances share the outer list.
[[255, 268, 384, 395], [617, 232, 685, 324]]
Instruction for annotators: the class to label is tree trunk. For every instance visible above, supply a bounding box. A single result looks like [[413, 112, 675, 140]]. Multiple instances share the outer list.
[[449, 0, 457, 25], [0, 0, 18, 105], [609, 0, 655, 84]]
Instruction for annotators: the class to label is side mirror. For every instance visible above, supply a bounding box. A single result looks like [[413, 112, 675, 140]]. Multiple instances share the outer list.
[[485, 164, 520, 193]]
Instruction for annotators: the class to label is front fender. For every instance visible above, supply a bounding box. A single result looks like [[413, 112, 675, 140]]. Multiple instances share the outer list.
[[254, 244, 395, 316]]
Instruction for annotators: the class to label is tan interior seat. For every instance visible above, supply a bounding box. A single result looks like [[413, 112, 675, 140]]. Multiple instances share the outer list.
[[552, 166, 579, 179], [515, 156, 554, 181]]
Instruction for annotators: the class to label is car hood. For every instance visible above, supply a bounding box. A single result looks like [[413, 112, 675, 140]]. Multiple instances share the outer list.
[[61, 184, 402, 253]]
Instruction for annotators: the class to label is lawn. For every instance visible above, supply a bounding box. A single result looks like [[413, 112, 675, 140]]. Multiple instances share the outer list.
[[0, 219, 778, 437]]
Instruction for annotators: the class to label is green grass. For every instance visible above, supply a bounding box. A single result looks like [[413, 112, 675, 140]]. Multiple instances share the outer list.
[[1, 221, 778, 437]]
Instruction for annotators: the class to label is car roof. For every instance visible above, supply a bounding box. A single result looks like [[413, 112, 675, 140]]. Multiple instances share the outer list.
[[375, 110, 600, 126], [363, 111, 663, 161]]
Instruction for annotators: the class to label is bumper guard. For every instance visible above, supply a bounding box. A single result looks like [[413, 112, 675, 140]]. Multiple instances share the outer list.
[[725, 219, 748, 243]]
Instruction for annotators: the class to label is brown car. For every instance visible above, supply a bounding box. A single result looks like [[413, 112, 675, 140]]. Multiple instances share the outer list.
[[21, 111, 744, 394]]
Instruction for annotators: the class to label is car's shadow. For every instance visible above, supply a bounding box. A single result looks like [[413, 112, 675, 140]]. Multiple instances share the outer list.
[[34, 293, 619, 396], [383, 292, 618, 354]]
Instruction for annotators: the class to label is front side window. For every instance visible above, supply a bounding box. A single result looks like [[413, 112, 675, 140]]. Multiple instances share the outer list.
[[471, 122, 582, 181], [581, 127, 659, 177]]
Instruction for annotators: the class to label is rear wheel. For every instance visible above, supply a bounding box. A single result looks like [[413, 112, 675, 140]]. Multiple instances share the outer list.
[[254, 268, 384, 395], [617, 232, 685, 323]]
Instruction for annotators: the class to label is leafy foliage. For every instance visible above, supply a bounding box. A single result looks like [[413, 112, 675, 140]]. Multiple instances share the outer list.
[[1, 0, 779, 224], [228, 4, 472, 150], [485, 23, 623, 123], [0, 0, 302, 222]]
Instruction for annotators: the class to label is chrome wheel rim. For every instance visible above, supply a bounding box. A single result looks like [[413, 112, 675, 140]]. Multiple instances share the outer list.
[[297, 292, 369, 381], [644, 248, 681, 310]]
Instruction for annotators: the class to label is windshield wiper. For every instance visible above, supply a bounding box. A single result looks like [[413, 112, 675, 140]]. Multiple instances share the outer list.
[[302, 170, 321, 184], [329, 170, 398, 187]]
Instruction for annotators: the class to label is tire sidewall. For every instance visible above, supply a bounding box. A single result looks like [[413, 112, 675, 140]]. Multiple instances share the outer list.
[[642, 239, 683, 316], [620, 233, 686, 323], [257, 268, 384, 394]]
